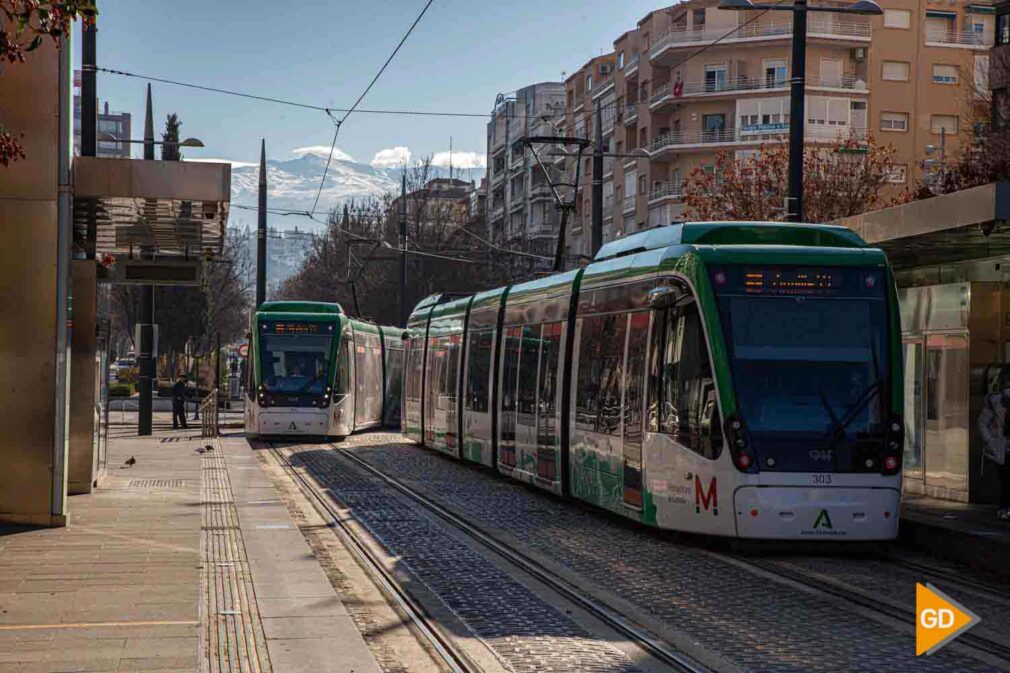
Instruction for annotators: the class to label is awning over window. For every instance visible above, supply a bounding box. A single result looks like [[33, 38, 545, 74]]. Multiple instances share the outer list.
[[968, 4, 995, 14], [925, 10, 957, 18]]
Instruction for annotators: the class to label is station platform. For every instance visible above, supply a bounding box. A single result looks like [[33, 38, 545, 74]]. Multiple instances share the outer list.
[[899, 493, 1010, 578], [0, 417, 381, 673]]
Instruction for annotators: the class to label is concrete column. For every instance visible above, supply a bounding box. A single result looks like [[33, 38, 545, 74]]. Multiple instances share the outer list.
[[0, 38, 69, 526], [68, 261, 98, 495]]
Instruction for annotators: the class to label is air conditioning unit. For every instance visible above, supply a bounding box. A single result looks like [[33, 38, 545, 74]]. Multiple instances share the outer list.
[[600, 64, 613, 75], [851, 47, 867, 62]]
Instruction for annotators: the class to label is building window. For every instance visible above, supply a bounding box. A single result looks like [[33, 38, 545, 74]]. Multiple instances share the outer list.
[[999, 13, 1010, 45], [887, 165, 907, 184], [882, 61, 910, 81], [704, 64, 728, 92], [693, 8, 706, 27], [618, 52, 625, 70], [763, 59, 787, 88], [930, 114, 959, 135], [586, 74, 593, 91], [880, 112, 909, 132], [932, 64, 959, 85], [884, 9, 910, 29], [638, 175, 646, 195]]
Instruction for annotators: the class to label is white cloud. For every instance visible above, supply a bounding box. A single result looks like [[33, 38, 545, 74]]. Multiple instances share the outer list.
[[431, 150, 486, 170], [291, 145, 355, 162], [371, 146, 412, 168]]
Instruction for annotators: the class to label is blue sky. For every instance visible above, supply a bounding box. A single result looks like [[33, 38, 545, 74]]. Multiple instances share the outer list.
[[77, 0, 661, 169]]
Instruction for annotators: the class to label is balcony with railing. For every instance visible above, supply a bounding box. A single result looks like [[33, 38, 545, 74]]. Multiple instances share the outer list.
[[625, 53, 640, 78], [622, 194, 638, 214], [648, 182, 683, 204], [490, 205, 505, 222], [651, 17, 870, 64], [529, 184, 555, 201], [649, 123, 865, 156], [651, 74, 867, 110], [592, 75, 615, 100], [624, 102, 639, 125], [925, 28, 994, 49]]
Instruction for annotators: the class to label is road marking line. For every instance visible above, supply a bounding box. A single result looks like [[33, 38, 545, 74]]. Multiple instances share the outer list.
[[0, 619, 198, 631]]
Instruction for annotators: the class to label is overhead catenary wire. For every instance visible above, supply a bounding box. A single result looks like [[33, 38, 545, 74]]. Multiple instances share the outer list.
[[89, 0, 785, 129], [310, 0, 435, 216]]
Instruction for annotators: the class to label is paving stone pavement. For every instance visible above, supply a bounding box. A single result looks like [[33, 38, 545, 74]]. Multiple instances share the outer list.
[[0, 423, 381, 673], [0, 429, 204, 673], [283, 445, 649, 673], [330, 436, 1009, 673]]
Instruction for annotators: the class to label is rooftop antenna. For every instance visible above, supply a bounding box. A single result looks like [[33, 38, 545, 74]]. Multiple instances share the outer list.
[[449, 136, 453, 180]]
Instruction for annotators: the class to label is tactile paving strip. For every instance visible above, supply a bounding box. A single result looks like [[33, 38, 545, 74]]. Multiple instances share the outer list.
[[201, 448, 272, 673]]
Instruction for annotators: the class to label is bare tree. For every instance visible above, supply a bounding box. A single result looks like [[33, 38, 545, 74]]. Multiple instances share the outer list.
[[280, 156, 512, 324], [682, 133, 900, 223]]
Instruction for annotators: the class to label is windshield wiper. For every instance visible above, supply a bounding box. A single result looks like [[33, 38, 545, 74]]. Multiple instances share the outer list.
[[296, 373, 322, 393], [823, 341, 887, 449]]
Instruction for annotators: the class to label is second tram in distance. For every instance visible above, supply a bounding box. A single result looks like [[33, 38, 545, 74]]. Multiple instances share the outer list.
[[245, 301, 403, 439], [403, 221, 903, 540]]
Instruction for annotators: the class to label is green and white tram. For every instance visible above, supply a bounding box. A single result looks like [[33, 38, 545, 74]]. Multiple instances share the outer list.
[[245, 301, 403, 439], [403, 222, 903, 540]]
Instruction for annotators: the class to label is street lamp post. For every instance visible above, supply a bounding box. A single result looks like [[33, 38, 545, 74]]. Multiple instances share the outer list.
[[718, 0, 882, 222]]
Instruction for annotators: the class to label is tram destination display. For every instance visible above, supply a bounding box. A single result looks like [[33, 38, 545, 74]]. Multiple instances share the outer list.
[[712, 266, 882, 297], [260, 321, 323, 335]]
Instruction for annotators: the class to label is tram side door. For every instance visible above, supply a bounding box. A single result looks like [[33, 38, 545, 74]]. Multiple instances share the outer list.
[[621, 312, 650, 509]]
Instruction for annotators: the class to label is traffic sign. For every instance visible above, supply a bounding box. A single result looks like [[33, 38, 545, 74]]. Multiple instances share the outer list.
[[237, 343, 249, 358]]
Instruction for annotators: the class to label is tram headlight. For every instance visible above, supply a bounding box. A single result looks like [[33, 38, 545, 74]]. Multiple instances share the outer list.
[[882, 414, 903, 476], [724, 415, 757, 474]]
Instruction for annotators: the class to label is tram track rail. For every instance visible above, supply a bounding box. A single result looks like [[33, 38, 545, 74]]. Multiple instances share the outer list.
[[329, 443, 712, 673], [264, 442, 480, 673], [730, 554, 1010, 665]]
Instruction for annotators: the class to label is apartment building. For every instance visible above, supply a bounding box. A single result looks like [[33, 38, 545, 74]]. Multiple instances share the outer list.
[[559, 55, 618, 261], [485, 82, 567, 270], [989, 0, 1009, 125], [558, 0, 995, 259]]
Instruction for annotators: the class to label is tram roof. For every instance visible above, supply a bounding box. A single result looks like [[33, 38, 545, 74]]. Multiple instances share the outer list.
[[505, 268, 581, 307], [256, 301, 343, 316], [593, 221, 867, 262]]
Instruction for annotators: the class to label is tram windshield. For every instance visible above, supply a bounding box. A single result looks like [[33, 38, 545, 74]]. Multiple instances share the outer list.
[[711, 266, 890, 472], [258, 321, 334, 396]]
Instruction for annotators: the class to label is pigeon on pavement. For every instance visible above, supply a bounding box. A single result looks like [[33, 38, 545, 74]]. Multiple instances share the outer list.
[[124, 456, 136, 467]]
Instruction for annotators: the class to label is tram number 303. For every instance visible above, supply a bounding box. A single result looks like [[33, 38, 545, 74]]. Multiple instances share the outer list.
[[812, 474, 834, 485]]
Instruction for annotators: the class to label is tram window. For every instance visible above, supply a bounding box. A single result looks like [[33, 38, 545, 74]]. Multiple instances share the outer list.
[[537, 322, 563, 445], [651, 302, 722, 458], [517, 325, 540, 418], [465, 330, 493, 412], [501, 327, 522, 416], [405, 340, 420, 402], [445, 336, 461, 405], [623, 312, 650, 446], [575, 317, 604, 431], [338, 339, 351, 395], [575, 314, 628, 435]]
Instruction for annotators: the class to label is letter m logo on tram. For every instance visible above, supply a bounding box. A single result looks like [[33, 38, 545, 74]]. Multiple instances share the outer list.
[[694, 476, 717, 516]]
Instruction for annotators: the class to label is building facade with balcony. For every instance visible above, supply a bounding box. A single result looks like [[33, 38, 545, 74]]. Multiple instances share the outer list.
[[485, 82, 566, 272], [554, 0, 994, 258], [560, 54, 618, 261]]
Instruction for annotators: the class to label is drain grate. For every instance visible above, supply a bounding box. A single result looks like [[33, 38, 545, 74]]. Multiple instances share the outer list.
[[128, 479, 187, 489]]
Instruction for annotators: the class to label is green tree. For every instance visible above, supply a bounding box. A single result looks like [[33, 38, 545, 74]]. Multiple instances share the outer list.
[[161, 113, 181, 161]]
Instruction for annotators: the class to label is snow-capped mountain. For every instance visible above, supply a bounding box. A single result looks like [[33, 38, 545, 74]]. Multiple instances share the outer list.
[[227, 148, 484, 233]]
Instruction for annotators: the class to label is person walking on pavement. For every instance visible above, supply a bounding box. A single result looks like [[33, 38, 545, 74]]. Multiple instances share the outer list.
[[976, 366, 1010, 521], [172, 374, 189, 430]]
